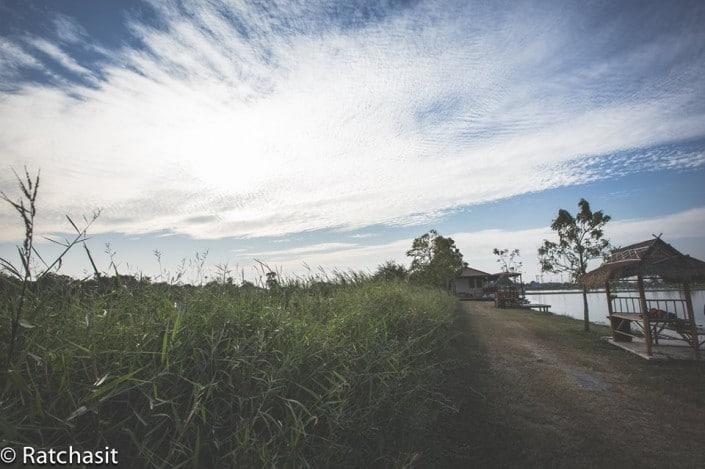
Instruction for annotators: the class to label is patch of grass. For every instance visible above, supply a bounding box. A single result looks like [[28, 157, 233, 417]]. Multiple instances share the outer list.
[[0, 277, 456, 467]]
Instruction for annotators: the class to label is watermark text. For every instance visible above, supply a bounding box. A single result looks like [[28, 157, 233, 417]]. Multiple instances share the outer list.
[[0, 446, 118, 465]]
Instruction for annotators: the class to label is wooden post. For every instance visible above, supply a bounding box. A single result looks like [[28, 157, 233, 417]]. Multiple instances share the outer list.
[[683, 281, 700, 358], [637, 275, 652, 356], [520, 273, 525, 299], [606, 281, 615, 338], [607, 281, 632, 342]]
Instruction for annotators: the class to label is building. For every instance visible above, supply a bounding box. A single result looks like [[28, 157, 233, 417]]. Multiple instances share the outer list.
[[452, 267, 525, 302], [581, 236, 705, 359], [452, 267, 494, 300]]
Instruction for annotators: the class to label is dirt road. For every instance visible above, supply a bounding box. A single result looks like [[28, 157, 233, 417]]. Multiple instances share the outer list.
[[426, 301, 705, 468]]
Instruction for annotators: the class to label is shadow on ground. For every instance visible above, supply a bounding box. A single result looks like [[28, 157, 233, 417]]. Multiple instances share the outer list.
[[418, 302, 705, 468]]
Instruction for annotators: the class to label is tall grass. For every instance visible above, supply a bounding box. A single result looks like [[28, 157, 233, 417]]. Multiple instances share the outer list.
[[0, 168, 458, 466], [1, 274, 456, 467]]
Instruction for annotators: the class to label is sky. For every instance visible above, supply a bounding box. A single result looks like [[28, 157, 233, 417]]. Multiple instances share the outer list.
[[1, 0, 704, 283]]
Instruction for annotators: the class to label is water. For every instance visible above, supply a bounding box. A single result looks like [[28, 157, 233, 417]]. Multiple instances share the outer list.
[[525, 289, 705, 327]]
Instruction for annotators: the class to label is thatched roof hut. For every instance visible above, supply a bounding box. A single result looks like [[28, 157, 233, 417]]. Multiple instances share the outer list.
[[580, 237, 705, 359], [580, 237, 705, 288]]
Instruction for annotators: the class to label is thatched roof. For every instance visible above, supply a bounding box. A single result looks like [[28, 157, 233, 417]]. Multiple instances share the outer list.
[[580, 237, 705, 287]]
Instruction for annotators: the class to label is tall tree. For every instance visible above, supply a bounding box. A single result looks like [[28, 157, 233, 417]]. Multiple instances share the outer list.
[[492, 248, 522, 273], [538, 199, 611, 331], [407, 230, 466, 288]]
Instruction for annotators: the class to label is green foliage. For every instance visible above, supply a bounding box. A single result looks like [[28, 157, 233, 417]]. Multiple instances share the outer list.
[[265, 271, 279, 289], [1, 168, 99, 372], [373, 260, 408, 281], [538, 199, 611, 279], [492, 248, 522, 273], [406, 230, 466, 288], [538, 198, 611, 331], [0, 277, 455, 467]]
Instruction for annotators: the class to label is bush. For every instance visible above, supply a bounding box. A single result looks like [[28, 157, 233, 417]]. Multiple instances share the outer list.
[[373, 260, 408, 282]]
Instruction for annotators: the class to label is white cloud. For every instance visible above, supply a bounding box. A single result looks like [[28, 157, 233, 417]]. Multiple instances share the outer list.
[[246, 242, 359, 259], [53, 14, 88, 43], [0, 38, 44, 79], [0, 1, 704, 243], [27, 38, 94, 78]]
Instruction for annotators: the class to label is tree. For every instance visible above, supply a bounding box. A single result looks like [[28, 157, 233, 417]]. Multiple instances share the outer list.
[[406, 230, 466, 288], [492, 248, 522, 273], [265, 271, 279, 289], [538, 199, 611, 331], [373, 260, 408, 281]]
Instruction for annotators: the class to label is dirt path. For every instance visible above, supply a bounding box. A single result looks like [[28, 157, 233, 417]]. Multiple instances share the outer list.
[[425, 301, 705, 468]]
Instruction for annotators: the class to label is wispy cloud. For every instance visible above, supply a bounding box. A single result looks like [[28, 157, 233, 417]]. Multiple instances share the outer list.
[[0, 38, 43, 81], [0, 0, 704, 242], [245, 242, 360, 259], [52, 14, 88, 44], [27, 38, 95, 78]]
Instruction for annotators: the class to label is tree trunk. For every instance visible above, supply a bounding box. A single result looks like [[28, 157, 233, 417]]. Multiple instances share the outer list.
[[582, 285, 590, 332]]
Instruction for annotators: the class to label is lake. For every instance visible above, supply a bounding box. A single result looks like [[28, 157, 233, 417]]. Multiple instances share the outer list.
[[525, 289, 705, 327]]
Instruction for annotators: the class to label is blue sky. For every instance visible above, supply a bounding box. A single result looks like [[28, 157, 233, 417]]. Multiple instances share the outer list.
[[1, 0, 704, 282]]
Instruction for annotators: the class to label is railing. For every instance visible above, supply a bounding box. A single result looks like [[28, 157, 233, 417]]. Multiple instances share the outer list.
[[609, 295, 702, 351], [611, 296, 641, 314], [646, 298, 688, 320], [611, 296, 689, 320]]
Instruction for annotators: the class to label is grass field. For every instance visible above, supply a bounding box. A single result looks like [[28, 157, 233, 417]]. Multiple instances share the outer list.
[[1, 276, 457, 467]]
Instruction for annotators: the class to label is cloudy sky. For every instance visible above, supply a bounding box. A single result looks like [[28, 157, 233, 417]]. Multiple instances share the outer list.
[[1, 0, 704, 282]]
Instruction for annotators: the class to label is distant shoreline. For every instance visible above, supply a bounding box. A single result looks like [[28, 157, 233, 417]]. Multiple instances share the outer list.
[[526, 288, 705, 295]]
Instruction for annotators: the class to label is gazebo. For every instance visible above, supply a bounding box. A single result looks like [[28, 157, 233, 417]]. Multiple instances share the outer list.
[[580, 237, 705, 359], [491, 272, 525, 308]]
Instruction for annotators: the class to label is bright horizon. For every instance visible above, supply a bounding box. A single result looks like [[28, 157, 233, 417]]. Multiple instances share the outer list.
[[1, 0, 704, 282]]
